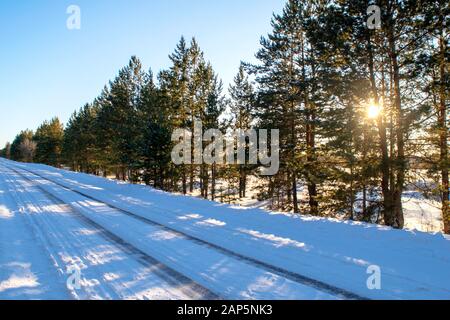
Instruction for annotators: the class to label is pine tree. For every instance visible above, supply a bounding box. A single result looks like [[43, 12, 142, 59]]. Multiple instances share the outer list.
[[200, 63, 226, 200], [10, 130, 35, 162], [138, 70, 173, 188], [304, 1, 382, 219], [0, 143, 11, 159], [34, 117, 64, 166], [105, 56, 145, 181], [159, 37, 192, 193], [5, 143, 9, 159], [434, 1, 449, 234], [93, 86, 116, 175], [63, 104, 100, 173], [416, 0, 449, 233], [229, 64, 256, 198], [248, 0, 324, 214], [62, 110, 81, 170], [159, 37, 225, 197]]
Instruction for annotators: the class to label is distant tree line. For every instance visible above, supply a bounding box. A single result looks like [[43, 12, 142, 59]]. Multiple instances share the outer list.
[[1, 0, 448, 233], [1, 119, 64, 165]]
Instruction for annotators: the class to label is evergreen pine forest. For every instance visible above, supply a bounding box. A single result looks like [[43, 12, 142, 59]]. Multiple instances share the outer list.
[[2, 0, 448, 234]]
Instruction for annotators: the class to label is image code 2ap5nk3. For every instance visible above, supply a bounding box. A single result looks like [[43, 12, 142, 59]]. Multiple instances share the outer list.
[[177, 304, 273, 318]]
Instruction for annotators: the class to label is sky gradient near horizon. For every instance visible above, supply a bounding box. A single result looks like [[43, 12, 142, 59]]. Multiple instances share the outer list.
[[0, 0, 284, 147]]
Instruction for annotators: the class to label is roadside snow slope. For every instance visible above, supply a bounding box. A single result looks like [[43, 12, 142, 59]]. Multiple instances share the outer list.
[[2, 159, 450, 299]]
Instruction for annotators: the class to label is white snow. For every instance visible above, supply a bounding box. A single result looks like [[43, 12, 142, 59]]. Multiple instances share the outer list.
[[0, 158, 449, 300], [0, 205, 13, 219], [402, 191, 444, 233], [202, 175, 445, 233]]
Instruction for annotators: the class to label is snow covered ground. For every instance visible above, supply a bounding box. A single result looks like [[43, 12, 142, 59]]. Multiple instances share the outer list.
[[402, 191, 443, 233], [182, 175, 444, 233], [0, 158, 449, 300]]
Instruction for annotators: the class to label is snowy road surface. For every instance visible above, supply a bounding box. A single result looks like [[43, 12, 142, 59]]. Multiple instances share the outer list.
[[0, 158, 449, 300]]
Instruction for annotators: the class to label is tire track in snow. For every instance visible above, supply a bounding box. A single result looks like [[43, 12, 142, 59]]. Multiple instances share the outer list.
[[3, 164, 221, 300], [7, 162, 368, 300]]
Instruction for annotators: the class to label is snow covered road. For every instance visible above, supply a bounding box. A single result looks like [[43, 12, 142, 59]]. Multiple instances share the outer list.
[[0, 164, 218, 300], [0, 161, 339, 300], [1, 158, 450, 300]]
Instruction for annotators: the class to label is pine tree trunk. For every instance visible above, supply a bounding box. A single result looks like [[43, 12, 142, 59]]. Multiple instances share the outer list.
[[350, 165, 354, 220], [190, 164, 194, 193], [200, 164, 209, 199], [292, 172, 299, 213], [239, 166, 245, 198], [159, 164, 164, 190], [211, 164, 216, 201], [290, 115, 299, 213], [203, 166, 209, 199], [182, 167, 187, 194], [243, 172, 247, 198], [200, 166, 204, 197], [363, 184, 367, 218], [189, 117, 195, 193], [388, 18, 405, 229], [300, 37, 317, 216], [439, 24, 449, 233], [306, 110, 318, 215], [288, 37, 299, 214], [367, 30, 395, 226]]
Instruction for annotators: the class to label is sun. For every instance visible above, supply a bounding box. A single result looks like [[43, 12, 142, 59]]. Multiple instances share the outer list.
[[367, 103, 381, 119]]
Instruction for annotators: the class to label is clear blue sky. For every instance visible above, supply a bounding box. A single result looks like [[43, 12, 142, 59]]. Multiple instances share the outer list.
[[0, 0, 284, 147]]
